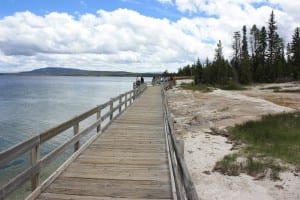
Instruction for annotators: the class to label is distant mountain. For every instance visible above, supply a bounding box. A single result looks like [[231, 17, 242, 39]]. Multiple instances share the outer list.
[[11, 67, 157, 77], [19, 67, 87, 75]]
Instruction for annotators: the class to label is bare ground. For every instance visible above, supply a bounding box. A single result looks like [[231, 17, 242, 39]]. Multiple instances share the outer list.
[[167, 81, 300, 200]]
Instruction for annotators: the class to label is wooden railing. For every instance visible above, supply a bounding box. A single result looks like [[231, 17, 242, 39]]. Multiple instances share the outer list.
[[161, 84, 199, 200], [0, 84, 147, 200]]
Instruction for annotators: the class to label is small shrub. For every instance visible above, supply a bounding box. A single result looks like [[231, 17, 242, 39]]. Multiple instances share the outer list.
[[214, 154, 241, 176], [270, 164, 282, 180], [214, 154, 283, 180], [245, 156, 266, 177], [180, 83, 215, 92]]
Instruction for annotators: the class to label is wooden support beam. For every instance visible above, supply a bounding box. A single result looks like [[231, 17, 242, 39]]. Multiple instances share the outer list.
[[73, 122, 79, 152], [97, 108, 101, 133], [119, 96, 122, 113], [30, 144, 40, 191], [109, 100, 113, 121], [176, 140, 184, 159]]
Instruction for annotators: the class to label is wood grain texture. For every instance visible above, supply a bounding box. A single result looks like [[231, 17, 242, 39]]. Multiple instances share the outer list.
[[36, 86, 173, 200]]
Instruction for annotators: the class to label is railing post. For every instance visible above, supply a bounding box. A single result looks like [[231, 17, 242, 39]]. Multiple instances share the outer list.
[[97, 107, 101, 133], [129, 92, 132, 105], [133, 82, 136, 89], [176, 140, 185, 159], [110, 100, 113, 121], [31, 143, 40, 191], [119, 95, 122, 113], [73, 121, 79, 152], [125, 93, 128, 108]]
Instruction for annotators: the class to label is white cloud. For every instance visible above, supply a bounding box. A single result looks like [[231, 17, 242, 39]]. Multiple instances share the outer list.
[[173, 0, 299, 57], [0, 1, 299, 73], [0, 9, 208, 72]]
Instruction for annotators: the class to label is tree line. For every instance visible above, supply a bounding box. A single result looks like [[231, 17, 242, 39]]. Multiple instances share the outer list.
[[177, 11, 300, 85]]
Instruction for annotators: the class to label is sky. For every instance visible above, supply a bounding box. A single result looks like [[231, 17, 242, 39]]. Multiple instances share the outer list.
[[0, 0, 299, 73]]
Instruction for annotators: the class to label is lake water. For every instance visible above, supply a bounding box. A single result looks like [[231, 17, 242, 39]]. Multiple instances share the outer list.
[[0, 75, 144, 192], [0, 75, 140, 151]]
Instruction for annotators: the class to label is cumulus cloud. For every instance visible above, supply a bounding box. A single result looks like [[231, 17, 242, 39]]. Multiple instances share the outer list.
[[0, 1, 299, 73], [173, 0, 299, 56], [0, 9, 211, 72]]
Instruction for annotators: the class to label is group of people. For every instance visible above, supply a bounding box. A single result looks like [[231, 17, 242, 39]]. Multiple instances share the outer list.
[[135, 75, 144, 87], [152, 76, 175, 84], [136, 75, 176, 87]]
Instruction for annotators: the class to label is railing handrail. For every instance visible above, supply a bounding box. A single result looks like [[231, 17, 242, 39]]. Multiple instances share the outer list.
[[161, 83, 199, 200], [0, 83, 147, 200]]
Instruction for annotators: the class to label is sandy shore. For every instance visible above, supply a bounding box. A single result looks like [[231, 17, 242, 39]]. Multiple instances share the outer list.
[[167, 81, 300, 200]]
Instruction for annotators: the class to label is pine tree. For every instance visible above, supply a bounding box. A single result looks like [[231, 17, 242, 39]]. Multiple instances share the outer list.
[[287, 43, 292, 63], [250, 25, 260, 57], [273, 33, 285, 80], [258, 26, 267, 82], [177, 65, 192, 76], [211, 40, 235, 84], [232, 31, 241, 74], [267, 11, 276, 63], [266, 10, 280, 82], [291, 27, 300, 79], [286, 43, 293, 78], [215, 40, 223, 61], [239, 25, 252, 84], [250, 25, 260, 81], [194, 58, 203, 84], [202, 57, 211, 84]]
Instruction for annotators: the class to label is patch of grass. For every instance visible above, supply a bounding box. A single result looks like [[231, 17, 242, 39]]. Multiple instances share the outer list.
[[214, 154, 241, 176], [284, 85, 295, 88], [245, 157, 282, 180], [273, 89, 300, 93], [214, 154, 283, 180], [260, 86, 281, 90], [176, 76, 193, 80], [231, 112, 300, 167], [218, 107, 229, 112], [218, 80, 247, 90], [180, 81, 246, 91], [244, 156, 266, 177], [215, 112, 300, 180], [180, 83, 215, 92]]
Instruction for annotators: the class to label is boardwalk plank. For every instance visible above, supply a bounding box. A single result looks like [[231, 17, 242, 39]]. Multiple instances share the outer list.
[[46, 180, 171, 198], [76, 156, 168, 165], [39, 193, 171, 200]]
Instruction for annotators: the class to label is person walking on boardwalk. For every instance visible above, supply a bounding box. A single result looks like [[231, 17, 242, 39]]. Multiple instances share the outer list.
[[136, 75, 141, 87], [141, 76, 144, 84]]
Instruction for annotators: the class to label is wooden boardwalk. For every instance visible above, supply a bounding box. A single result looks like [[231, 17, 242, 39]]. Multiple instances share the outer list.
[[36, 86, 174, 200]]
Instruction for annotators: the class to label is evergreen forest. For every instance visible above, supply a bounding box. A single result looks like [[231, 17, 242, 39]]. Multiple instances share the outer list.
[[177, 11, 300, 85]]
